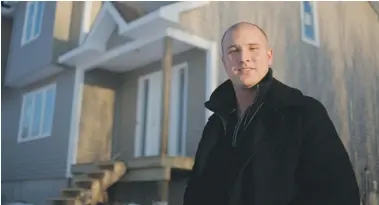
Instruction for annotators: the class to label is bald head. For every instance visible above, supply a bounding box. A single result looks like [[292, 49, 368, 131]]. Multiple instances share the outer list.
[[221, 22, 268, 55]]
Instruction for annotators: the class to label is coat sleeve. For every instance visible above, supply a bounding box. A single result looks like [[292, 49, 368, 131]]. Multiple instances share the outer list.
[[290, 97, 361, 205]]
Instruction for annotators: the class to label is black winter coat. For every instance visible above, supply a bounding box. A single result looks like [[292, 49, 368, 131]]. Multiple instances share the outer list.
[[183, 70, 360, 205]]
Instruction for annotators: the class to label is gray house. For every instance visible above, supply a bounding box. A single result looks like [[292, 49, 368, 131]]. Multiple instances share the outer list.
[[2, 1, 379, 205]]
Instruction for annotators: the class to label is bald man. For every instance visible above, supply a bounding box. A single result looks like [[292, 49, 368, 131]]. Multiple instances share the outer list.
[[183, 22, 360, 205]]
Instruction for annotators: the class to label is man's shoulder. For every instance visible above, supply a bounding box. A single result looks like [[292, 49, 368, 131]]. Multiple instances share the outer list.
[[301, 95, 328, 112], [271, 78, 328, 114], [205, 113, 222, 127]]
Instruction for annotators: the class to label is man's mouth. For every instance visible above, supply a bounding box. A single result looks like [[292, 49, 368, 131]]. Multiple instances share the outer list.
[[237, 67, 255, 71]]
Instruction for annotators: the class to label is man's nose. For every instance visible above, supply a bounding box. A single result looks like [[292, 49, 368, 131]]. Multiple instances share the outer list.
[[239, 50, 251, 64]]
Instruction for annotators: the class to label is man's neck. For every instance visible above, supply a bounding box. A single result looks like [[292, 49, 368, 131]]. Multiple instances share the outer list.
[[234, 86, 258, 119]]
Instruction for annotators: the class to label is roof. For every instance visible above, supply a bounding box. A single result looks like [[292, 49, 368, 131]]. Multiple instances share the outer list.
[[111, 1, 145, 23]]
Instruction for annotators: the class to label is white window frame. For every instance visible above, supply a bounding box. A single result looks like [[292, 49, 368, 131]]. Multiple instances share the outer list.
[[21, 1, 45, 46], [300, 1, 320, 47], [17, 83, 57, 143]]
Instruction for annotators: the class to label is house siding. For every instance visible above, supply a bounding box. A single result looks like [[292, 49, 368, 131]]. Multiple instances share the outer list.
[[179, 1, 379, 187], [2, 179, 67, 205], [1, 16, 13, 86], [4, 1, 102, 87], [111, 48, 206, 161], [5, 1, 55, 84], [1, 69, 76, 181]]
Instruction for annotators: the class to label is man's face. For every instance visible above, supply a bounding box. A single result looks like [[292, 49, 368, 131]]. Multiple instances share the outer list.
[[222, 25, 273, 89]]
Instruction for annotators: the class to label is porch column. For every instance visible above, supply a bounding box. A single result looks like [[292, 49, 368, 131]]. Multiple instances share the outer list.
[[159, 36, 173, 157], [155, 36, 173, 205]]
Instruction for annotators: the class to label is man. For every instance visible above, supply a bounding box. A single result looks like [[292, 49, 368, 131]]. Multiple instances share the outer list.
[[183, 22, 360, 205]]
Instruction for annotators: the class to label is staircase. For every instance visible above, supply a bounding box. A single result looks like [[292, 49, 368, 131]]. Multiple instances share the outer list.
[[48, 161, 127, 205]]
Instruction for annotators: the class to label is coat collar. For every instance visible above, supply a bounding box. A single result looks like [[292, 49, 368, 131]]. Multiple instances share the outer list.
[[204, 68, 305, 116]]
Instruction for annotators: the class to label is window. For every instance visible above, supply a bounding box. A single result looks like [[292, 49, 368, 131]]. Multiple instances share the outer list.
[[18, 84, 56, 143], [22, 1, 45, 45], [300, 1, 320, 47]]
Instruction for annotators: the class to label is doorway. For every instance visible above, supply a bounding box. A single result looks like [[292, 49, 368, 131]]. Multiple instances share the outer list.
[[134, 63, 188, 157]]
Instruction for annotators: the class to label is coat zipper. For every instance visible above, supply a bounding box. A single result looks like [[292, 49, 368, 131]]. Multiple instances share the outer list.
[[232, 84, 261, 148]]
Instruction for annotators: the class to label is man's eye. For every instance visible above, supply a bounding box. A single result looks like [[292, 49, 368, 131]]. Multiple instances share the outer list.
[[228, 48, 238, 53], [249, 47, 258, 51]]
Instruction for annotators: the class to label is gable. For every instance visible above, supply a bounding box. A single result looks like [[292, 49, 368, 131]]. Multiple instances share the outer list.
[[58, 1, 210, 68], [81, 2, 126, 52]]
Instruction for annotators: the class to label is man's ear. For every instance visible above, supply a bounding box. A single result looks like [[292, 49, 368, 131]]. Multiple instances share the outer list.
[[267, 48, 273, 66]]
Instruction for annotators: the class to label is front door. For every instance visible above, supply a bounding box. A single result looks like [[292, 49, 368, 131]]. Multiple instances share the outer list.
[[135, 63, 188, 157], [168, 63, 188, 156], [135, 70, 163, 157]]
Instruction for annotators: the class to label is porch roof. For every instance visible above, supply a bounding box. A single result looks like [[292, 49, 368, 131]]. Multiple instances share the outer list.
[[58, 1, 212, 71]]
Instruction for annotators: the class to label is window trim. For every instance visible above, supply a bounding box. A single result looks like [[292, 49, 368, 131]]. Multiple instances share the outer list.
[[17, 83, 57, 143], [300, 1, 320, 47], [21, 1, 45, 46]]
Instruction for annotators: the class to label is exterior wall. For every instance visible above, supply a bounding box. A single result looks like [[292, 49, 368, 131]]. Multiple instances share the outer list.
[[5, 1, 101, 86], [112, 48, 206, 161], [1, 16, 13, 86], [76, 69, 122, 164], [5, 1, 55, 84], [2, 179, 67, 205], [1, 69, 76, 180], [179, 1, 379, 190]]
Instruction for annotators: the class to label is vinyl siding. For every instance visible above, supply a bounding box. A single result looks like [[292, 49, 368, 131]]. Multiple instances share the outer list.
[[5, 1, 102, 86], [1, 17, 13, 86], [1, 69, 76, 181], [5, 1, 55, 85]]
